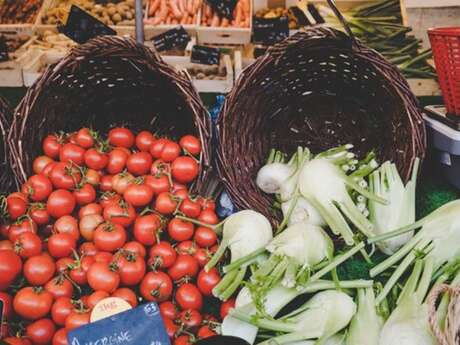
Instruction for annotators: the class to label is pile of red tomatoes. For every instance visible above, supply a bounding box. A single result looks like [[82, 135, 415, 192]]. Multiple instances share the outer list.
[[0, 127, 235, 345]]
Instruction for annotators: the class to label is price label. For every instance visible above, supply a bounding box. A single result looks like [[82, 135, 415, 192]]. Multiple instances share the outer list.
[[253, 16, 289, 45], [59, 5, 117, 44], [191, 45, 220, 65], [68, 302, 170, 345], [0, 38, 9, 62], [205, 0, 237, 19], [153, 26, 191, 52]]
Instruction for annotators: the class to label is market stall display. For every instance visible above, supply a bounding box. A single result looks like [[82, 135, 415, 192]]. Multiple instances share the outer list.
[[144, 0, 201, 26], [0, 0, 44, 24]]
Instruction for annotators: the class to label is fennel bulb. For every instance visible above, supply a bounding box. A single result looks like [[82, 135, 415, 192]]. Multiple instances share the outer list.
[[346, 288, 383, 345], [368, 159, 419, 255], [281, 197, 326, 227], [257, 162, 296, 194]]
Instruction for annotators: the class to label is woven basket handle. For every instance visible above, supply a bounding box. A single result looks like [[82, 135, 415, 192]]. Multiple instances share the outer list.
[[325, 0, 357, 45]]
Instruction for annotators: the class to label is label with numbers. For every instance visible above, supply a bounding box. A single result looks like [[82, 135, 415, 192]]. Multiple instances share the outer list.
[[153, 26, 191, 52], [253, 16, 289, 45], [191, 45, 220, 65], [0, 38, 9, 62], [205, 0, 237, 19]]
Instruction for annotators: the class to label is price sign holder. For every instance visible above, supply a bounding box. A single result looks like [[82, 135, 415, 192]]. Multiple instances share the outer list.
[[0, 38, 9, 62], [153, 26, 191, 52], [191, 45, 221, 65], [253, 16, 289, 45], [205, 0, 237, 19], [59, 5, 117, 44]]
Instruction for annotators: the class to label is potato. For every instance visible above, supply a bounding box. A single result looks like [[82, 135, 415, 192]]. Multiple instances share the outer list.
[[112, 13, 122, 22]]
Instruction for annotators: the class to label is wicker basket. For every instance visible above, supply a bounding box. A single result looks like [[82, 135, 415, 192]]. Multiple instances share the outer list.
[[216, 3, 425, 225], [0, 96, 14, 194], [8, 36, 212, 195]]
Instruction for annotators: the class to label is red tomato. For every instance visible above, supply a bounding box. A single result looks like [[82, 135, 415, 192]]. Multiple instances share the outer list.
[[14, 232, 42, 258], [0, 292, 13, 318], [194, 227, 217, 247], [78, 203, 102, 218], [150, 159, 171, 175], [108, 128, 135, 148], [0, 239, 12, 250], [33, 156, 54, 174], [161, 141, 181, 162], [94, 223, 127, 252], [55, 257, 74, 273], [3, 337, 32, 345], [123, 241, 146, 258], [79, 242, 98, 257], [59, 143, 85, 165], [6, 196, 27, 220], [106, 148, 129, 174], [144, 174, 171, 195], [43, 135, 62, 159], [198, 209, 219, 225], [69, 256, 94, 285], [93, 252, 113, 264], [79, 214, 104, 241], [175, 283, 203, 310], [65, 310, 90, 330], [30, 203, 50, 225], [49, 162, 81, 190], [220, 298, 235, 319], [163, 317, 178, 338], [42, 161, 56, 177], [179, 135, 201, 156], [155, 192, 178, 215], [54, 215, 80, 241], [159, 301, 177, 320], [149, 241, 177, 269], [24, 254, 56, 285], [150, 138, 168, 159], [111, 288, 138, 308], [126, 152, 152, 176], [140, 271, 173, 302], [103, 202, 135, 227], [174, 335, 192, 345], [171, 157, 199, 184], [47, 190, 76, 218], [197, 325, 217, 339], [45, 276, 74, 299], [136, 131, 155, 152], [123, 183, 154, 207], [48, 233, 76, 258], [13, 287, 53, 320], [51, 297, 73, 326], [112, 173, 134, 194], [176, 241, 197, 256], [26, 318, 56, 345], [74, 183, 96, 205], [168, 255, 199, 280], [179, 198, 201, 218], [85, 169, 101, 186], [178, 309, 202, 329], [194, 248, 212, 267], [99, 192, 121, 208], [87, 262, 120, 293], [116, 252, 146, 286], [168, 218, 194, 242], [75, 128, 94, 148], [133, 214, 161, 246], [23, 175, 53, 201], [197, 198, 216, 211], [52, 328, 68, 345], [8, 218, 37, 242], [86, 290, 110, 309], [99, 175, 113, 192], [197, 268, 220, 296]]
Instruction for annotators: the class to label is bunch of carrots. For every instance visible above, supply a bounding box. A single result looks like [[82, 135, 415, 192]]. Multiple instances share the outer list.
[[201, 0, 250, 28], [145, 0, 202, 25]]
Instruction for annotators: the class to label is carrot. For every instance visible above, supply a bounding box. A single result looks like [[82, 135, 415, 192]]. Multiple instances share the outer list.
[[170, 0, 183, 19], [205, 4, 212, 17], [211, 13, 220, 26], [221, 17, 229, 27], [241, 0, 250, 16], [149, 0, 161, 16], [172, 18, 179, 24], [234, 2, 242, 27]]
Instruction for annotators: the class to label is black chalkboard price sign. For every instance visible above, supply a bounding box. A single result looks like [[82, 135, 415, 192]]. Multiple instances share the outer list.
[[59, 5, 117, 44], [196, 335, 250, 345], [191, 45, 221, 65], [253, 16, 289, 45], [153, 26, 191, 52], [0, 38, 9, 62], [206, 0, 237, 19]]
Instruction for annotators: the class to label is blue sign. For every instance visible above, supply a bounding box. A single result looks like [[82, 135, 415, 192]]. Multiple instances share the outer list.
[[68, 302, 170, 345]]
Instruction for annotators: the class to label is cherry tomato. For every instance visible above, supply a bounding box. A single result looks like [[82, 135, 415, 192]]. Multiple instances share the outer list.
[[197, 268, 220, 296], [159, 301, 177, 320], [126, 152, 152, 176], [135, 131, 155, 152], [87, 262, 120, 293], [59, 143, 85, 165], [168, 218, 194, 242], [197, 325, 217, 339], [163, 317, 178, 338], [124, 183, 154, 207], [144, 174, 171, 195], [123, 241, 146, 258], [74, 183, 96, 205], [48, 233, 76, 258], [220, 298, 235, 319], [43, 135, 62, 159], [65, 310, 90, 330], [194, 227, 217, 247], [178, 309, 202, 329], [47, 190, 76, 218], [100, 175, 113, 192], [149, 241, 177, 269], [8, 218, 37, 242], [79, 203, 102, 218], [79, 242, 98, 257], [150, 138, 168, 159], [133, 214, 162, 246], [168, 255, 199, 280], [106, 148, 129, 175], [86, 290, 110, 309], [103, 201, 135, 227], [52, 328, 68, 345], [161, 141, 181, 162], [79, 214, 104, 241], [116, 252, 146, 286], [30, 203, 50, 225], [26, 318, 56, 345], [54, 215, 80, 241], [171, 157, 199, 184], [194, 248, 212, 267], [13, 287, 53, 320], [179, 135, 201, 156], [175, 283, 203, 310], [140, 271, 173, 302], [24, 254, 56, 285], [108, 128, 135, 148], [112, 173, 134, 194], [23, 175, 53, 201], [179, 198, 201, 218], [111, 288, 138, 308], [33, 156, 54, 174], [174, 335, 192, 345], [155, 192, 178, 215], [94, 223, 127, 252], [45, 276, 74, 299], [198, 209, 219, 225], [14, 232, 42, 258], [6, 196, 27, 220]]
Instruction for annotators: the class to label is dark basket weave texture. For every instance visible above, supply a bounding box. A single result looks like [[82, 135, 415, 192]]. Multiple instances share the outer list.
[[8, 36, 212, 195], [217, 27, 426, 225], [0, 97, 14, 194]]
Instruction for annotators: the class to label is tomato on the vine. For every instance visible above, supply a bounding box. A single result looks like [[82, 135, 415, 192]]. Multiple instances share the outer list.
[[65, 310, 91, 330], [26, 318, 56, 345], [198, 209, 219, 225], [178, 309, 202, 329], [86, 290, 110, 309], [6, 195, 27, 220], [23, 174, 53, 201], [159, 301, 177, 320], [106, 148, 129, 174], [93, 223, 127, 252], [74, 183, 96, 205], [163, 317, 178, 338], [149, 241, 177, 269], [179, 135, 201, 156], [139, 271, 173, 302], [133, 214, 162, 246], [123, 241, 146, 258], [87, 262, 120, 293], [79, 203, 102, 218], [167, 218, 194, 242], [155, 192, 178, 215], [179, 198, 201, 218], [46, 190, 76, 218], [175, 283, 203, 310], [47, 233, 76, 258], [33, 156, 54, 174], [30, 204, 50, 225], [161, 141, 181, 162], [52, 328, 68, 345], [75, 128, 94, 148], [13, 287, 53, 320], [126, 152, 152, 176], [123, 183, 154, 207], [111, 288, 138, 308], [168, 255, 199, 280], [43, 135, 62, 159], [45, 275, 74, 299], [14, 232, 42, 258], [112, 173, 134, 195], [103, 201, 135, 227], [8, 218, 37, 242], [108, 128, 135, 148], [116, 252, 146, 286], [135, 131, 155, 152], [171, 156, 199, 184], [24, 254, 56, 285], [220, 298, 236, 319], [197, 325, 216, 339], [197, 268, 220, 296], [0, 250, 22, 290], [194, 226, 218, 247], [54, 215, 80, 241]]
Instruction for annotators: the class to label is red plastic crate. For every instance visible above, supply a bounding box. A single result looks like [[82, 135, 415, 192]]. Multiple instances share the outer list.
[[428, 27, 460, 116]]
